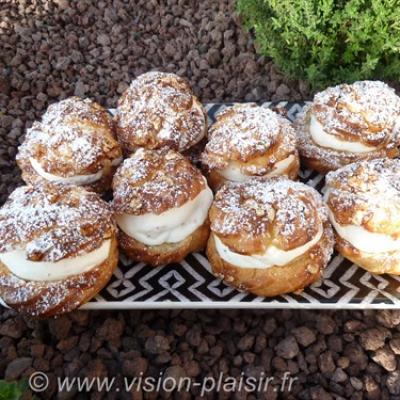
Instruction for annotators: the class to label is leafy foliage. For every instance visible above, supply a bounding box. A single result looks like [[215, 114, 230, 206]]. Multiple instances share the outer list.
[[0, 380, 28, 400], [237, 0, 400, 88]]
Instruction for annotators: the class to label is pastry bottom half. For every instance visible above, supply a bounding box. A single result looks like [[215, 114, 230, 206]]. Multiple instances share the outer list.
[[206, 225, 334, 297], [298, 142, 399, 174], [0, 236, 119, 318], [206, 155, 300, 192], [296, 113, 400, 173], [17, 158, 118, 193], [119, 219, 210, 267], [335, 233, 400, 275]]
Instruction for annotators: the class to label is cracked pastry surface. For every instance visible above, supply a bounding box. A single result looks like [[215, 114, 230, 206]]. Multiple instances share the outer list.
[[115, 71, 207, 154], [112, 147, 213, 266], [207, 177, 334, 297], [16, 96, 122, 193], [324, 158, 400, 274], [201, 104, 299, 190], [295, 81, 400, 172], [0, 183, 118, 317]]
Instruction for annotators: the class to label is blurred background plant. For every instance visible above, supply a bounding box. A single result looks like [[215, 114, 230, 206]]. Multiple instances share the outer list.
[[0, 379, 28, 400], [237, 0, 400, 89]]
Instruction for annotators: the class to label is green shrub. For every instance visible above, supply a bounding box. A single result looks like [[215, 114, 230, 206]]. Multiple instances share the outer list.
[[0, 380, 28, 400], [237, 0, 400, 88]]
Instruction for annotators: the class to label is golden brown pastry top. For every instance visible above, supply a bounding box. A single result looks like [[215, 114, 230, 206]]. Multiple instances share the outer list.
[[325, 158, 400, 235], [202, 104, 297, 170], [308, 81, 400, 146], [209, 177, 329, 254], [17, 97, 122, 176], [115, 71, 207, 153], [0, 183, 116, 261], [112, 147, 208, 215]]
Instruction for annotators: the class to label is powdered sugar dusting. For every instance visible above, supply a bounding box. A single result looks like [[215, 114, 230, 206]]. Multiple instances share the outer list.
[[42, 97, 110, 126], [0, 260, 109, 317], [211, 177, 329, 248], [17, 97, 121, 176], [115, 71, 206, 153], [313, 81, 400, 142], [203, 104, 296, 168], [325, 158, 400, 228], [295, 81, 400, 170], [0, 183, 116, 261], [112, 147, 207, 215]]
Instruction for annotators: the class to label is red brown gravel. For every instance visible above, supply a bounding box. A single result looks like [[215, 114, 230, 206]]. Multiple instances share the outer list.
[[0, 309, 399, 399]]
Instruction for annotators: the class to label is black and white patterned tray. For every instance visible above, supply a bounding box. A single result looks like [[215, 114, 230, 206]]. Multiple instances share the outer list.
[[80, 102, 400, 309]]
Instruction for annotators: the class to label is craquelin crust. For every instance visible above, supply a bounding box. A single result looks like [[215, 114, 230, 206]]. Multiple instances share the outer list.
[[115, 71, 207, 154], [112, 147, 208, 215], [209, 177, 329, 254], [0, 183, 116, 261], [295, 106, 399, 173], [0, 182, 118, 317], [16, 97, 122, 193], [118, 219, 210, 267], [112, 147, 211, 266], [201, 104, 299, 190], [207, 177, 334, 296], [0, 235, 119, 318], [295, 81, 400, 172], [325, 159, 400, 235], [325, 158, 400, 274], [206, 223, 333, 297]]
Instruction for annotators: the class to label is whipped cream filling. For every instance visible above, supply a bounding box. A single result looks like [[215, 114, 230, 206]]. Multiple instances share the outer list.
[[30, 156, 122, 186], [116, 185, 213, 246], [214, 224, 323, 269], [218, 154, 296, 182], [0, 239, 111, 281], [309, 114, 376, 153], [328, 209, 400, 253]]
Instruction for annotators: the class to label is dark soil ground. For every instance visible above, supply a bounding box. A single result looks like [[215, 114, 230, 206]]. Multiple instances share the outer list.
[[1, 1, 399, 399]]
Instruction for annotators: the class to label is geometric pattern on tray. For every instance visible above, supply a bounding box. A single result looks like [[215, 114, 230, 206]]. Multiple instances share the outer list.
[[82, 102, 400, 309]]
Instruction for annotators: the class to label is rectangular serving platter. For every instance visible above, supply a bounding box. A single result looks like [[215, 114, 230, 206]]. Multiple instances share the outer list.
[[3, 102, 398, 310], [80, 102, 400, 310]]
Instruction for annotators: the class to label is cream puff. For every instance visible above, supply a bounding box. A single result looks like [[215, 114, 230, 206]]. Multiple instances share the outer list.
[[324, 158, 400, 274], [207, 177, 334, 297], [295, 81, 400, 173], [115, 71, 207, 154], [201, 104, 299, 191], [17, 97, 122, 193], [112, 147, 213, 266], [0, 183, 118, 317]]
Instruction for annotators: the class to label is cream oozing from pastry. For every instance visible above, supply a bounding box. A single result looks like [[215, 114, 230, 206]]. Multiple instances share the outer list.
[[116, 185, 213, 246], [30, 157, 123, 185], [0, 239, 111, 281], [328, 209, 400, 253], [214, 224, 323, 269], [218, 155, 296, 182], [309, 114, 376, 153]]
